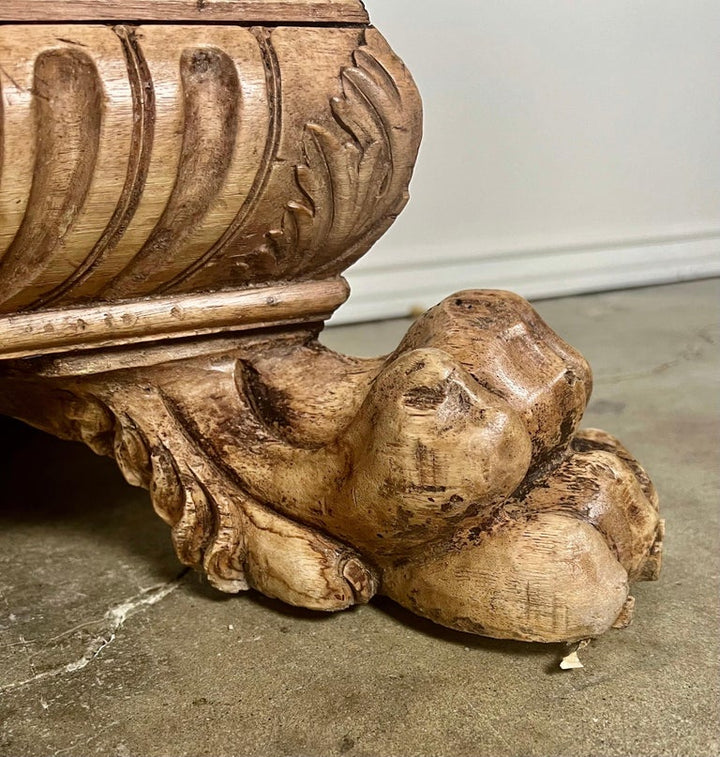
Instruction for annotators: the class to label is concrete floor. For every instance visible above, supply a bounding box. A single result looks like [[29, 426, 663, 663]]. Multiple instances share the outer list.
[[0, 279, 718, 757]]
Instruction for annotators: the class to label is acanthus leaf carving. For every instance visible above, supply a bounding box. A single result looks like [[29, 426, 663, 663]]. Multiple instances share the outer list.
[[57, 385, 380, 610], [258, 29, 422, 279], [0, 26, 422, 310]]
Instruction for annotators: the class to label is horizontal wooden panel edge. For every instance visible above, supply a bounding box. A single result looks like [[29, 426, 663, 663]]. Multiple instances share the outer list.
[[0, 279, 350, 359], [0, 0, 369, 24]]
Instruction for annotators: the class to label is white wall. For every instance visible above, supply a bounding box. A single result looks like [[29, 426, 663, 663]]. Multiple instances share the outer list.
[[334, 0, 720, 323]]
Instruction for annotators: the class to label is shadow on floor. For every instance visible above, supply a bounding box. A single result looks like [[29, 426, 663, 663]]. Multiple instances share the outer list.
[[0, 415, 176, 574]]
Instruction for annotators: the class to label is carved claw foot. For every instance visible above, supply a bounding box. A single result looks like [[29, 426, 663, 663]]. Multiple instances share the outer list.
[[0, 290, 662, 643]]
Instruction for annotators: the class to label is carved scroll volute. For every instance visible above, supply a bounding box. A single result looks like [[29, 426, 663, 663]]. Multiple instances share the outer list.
[[0, 25, 422, 312]]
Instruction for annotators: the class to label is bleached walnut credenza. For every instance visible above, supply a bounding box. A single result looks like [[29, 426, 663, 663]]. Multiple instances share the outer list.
[[0, 0, 662, 644]]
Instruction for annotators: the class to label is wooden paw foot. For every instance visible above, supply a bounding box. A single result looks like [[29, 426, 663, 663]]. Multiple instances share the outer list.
[[0, 290, 662, 643]]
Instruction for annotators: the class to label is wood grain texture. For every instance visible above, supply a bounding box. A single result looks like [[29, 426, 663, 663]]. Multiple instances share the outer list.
[[0, 25, 420, 314], [0, 48, 103, 308], [0, 279, 349, 359], [0, 1, 369, 24], [0, 9, 661, 645], [0, 291, 663, 642]]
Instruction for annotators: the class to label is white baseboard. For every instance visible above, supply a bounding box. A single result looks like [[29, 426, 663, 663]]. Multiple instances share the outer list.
[[331, 231, 720, 324]]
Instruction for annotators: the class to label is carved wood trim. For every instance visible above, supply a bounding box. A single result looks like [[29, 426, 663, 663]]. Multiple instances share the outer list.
[[0, 27, 419, 312], [0, 279, 349, 359], [0, 8, 662, 647], [0, 1, 370, 25]]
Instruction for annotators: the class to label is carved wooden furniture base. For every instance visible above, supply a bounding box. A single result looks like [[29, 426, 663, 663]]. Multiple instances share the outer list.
[[0, 285, 663, 643], [0, 1, 662, 645]]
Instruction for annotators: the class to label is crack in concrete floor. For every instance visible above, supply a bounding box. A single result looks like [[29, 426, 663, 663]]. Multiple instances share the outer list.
[[0, 570, 189, 695]]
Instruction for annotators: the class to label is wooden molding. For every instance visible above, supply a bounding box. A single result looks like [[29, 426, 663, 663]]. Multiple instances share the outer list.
[[0, 1, 369, 24], [0, 26, 421, 312], [0, 279, 349, 359]]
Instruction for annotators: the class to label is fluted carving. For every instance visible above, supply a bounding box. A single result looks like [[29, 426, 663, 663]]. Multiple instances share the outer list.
[[0, 26, 421, 312]]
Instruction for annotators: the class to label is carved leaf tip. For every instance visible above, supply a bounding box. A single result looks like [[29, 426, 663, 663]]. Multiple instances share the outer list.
[[253, 33, 421, 280]]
